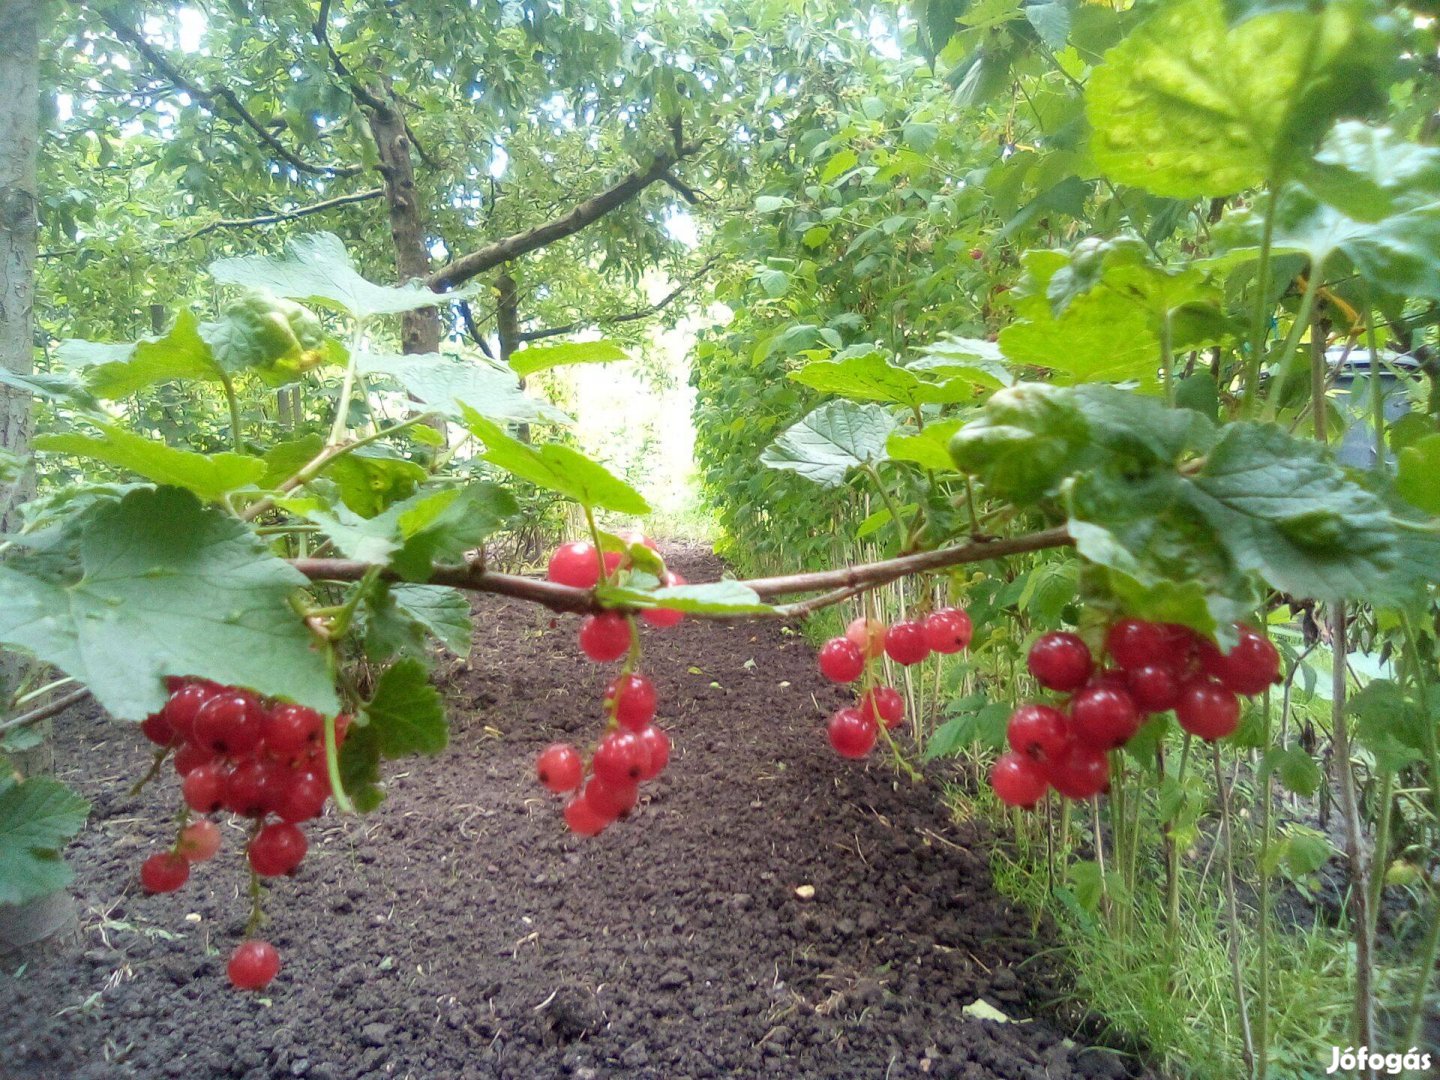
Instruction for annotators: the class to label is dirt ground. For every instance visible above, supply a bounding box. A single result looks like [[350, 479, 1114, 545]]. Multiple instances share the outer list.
[[1, 544, 1155, 1079]]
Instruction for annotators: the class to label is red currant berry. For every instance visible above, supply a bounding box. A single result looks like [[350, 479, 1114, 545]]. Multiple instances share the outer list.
[[1027, 632, 1094, 691], [845, 617, 887, 660], [592, 730, 649, 787], [547, 541, 605, 589], [193, 692, 264, 757], [1126, 664, 1181, 713], [140, 851, 190, 893], [1047, 743, 1111, 800], [884, 621, 931, 666], [827, 707, 877, 759], [163, 681, 214, 741], [1104, 619, 1171, 671], [227, 940, 280, 991], [584, 776, 637, 820], [858, 686, 904, 730], [1070, 685, 1141, 750], [172, 741, 215, 777], [1157, 623, 1200, 671], [1006, 704, 1070, 761], [177, 820, 222, 863], [274, 770, 330, 823], [924, 608, 973, 654], [1206, 624, 1281, 696], [605, 674, 657, 730], [181, 762, 227, 814], [637, 725, 670, 780], [641, 570, 687, 628], [991, 752, 1049, 807], [578, 613, 632, 662], [563, 794, 609, 837], [817, 638, 865, 683], [247, 823, 308, 877], [263, 704, 322, 754], [140, 711, 177, 746], [223, 759, 278, 818], [1176, 677, 1240, 741], [536, 743, 584, 793]]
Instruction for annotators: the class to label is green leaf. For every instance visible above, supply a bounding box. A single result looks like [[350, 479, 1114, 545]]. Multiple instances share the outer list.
[[201, 294, 331, 386], [390, 483, 518, 580], [757, 268, 790, 297], [357, 351, 569, 425], [262, 436, 428, 518], [0, 775, 89, 906], [1186, 423, 1397, 601], [925, 696, 1010, 759], [508, 339, 628, 378], [361, 658, 447, 757], [595, 579, 774, 616], [1306, 122, 1440, 222], [209, 232, 482, 318], [907, 336, 1012, 389], [388, 584, 473, 657], [1396, 433, 1440, 516], [1347, 679, 1428, 772], [1262, 745, 1322, 797], [463, 409, 651, 514], [80, 309, 222, 398], [820, 148, 859, 183], [761, 401, 895, 488], [902, 122, 940, 153], [303, 503, 403, 565], [0, 487, 338, 719], [755, 195, 795, 213], [948, 383, 1093, 502], [791, 351, 976, 408], [1025, 0, 1070, 49], [338, 724, 385, 812], [887, 419, 963, 472], [0, 368, 100, 411], [36, 423, 266, 502], [1087, 0, 1394, 198]]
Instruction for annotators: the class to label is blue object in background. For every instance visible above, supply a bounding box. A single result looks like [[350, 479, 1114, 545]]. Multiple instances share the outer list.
[[1328, 346, 1419, 469]]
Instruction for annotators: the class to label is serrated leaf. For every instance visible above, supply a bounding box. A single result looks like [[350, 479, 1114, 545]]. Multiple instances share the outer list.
[[0, 775, 89, 906], [389, 584, 473, 657], [595, 579, 774, 616], [887, 420, 963, 472], [508, 339, 627, 378], [80, 309, 222, 398], [1396, 433, 1440, 515], [390, 483, 517, 580], [1306, 122, 1440, 223], [792, 352, 976, 408], [338, 724, 385, 812], [907, 336, 1012, 389], [0, 368, 100, 411], [761, 401, 895, 488], [0, 487, 337, 719], [1025, 1, 1070, 49], [1262, 745, 1322, 796], [1087, 0, 1394, 198], [304, 503, 403, 565], [755, 195, 795, 213], [262, 436, 428, 517], [36, 423, 266, 502], [362, 658, 447, 757], [463, 408, 650, 514], [902, 122, 940, 153], [210, 232, 482, 318], [1186, 423, 1397, 601], [357, 351, 568, 425]]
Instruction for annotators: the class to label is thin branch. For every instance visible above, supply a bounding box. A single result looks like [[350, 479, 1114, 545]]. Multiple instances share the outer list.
[[312, 0, 386, 111], [516, 255, 719, 343], [100, 12, 363, 178], [0, 688, 92, 736], [287, 527, 1074, 617], [428, 141, 704, 292], [182, 187, 385, 240], [457, 300, 496, 359]]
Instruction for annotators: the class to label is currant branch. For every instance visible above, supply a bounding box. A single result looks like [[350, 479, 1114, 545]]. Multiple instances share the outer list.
[[286, 526, 1074, 617]]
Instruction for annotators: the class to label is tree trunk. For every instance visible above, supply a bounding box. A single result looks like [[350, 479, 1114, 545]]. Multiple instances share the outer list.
[[495, 270, 529, 443], [0, 0, 77, 959], [367, 99, 438, 357], [0, 0, 38, 532]]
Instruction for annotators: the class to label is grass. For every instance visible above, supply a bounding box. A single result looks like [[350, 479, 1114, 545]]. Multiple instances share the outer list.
[[951, 781, 1365, 1080]]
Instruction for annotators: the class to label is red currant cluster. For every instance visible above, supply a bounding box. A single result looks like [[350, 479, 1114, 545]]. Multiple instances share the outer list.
[[992, 620, 1281, 808], [536, 532, 679, 835], [136, 677, 348, 990], [817, 608, 974, 759]]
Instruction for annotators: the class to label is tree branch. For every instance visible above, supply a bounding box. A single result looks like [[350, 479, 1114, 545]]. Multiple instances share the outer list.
[[100, 12, 363, 179], [516, 256, 719, 343], [428, 141, 703, 292], [182, 187, 385, 240], [287, 528, 1074, 617]]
